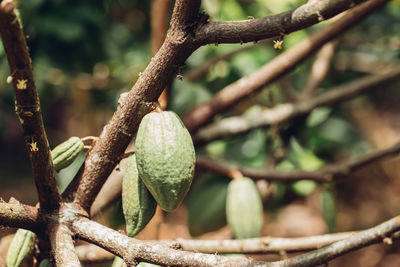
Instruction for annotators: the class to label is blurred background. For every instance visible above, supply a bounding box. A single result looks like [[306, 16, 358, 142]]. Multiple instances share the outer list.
[[1, 0, 400, 266]]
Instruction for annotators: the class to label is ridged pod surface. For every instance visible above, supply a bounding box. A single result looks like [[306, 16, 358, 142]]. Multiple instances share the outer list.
[[187, 174, 229, 236], [122, 154, 157, 237], [226, 177, 264, 239], [6, 229, 36, 267], [51, 136, 84, 171], [135, 111, 195, 212]]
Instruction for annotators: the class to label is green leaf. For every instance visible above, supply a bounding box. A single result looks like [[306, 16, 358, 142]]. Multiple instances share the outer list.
[[321, 189, 337, 233], [306, 107, 332, 127]]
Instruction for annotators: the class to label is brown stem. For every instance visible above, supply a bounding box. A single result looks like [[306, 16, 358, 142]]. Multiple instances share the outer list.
[[48, 223, 81, 267], [276, 216, 400, 266], [300, 41, 338, 99], [72, 214, 400, 266], [0, 200, 40, 232], [193, 69, 400, 144], [71, 216, 266, 267], [196, 142, 400, 182], [0, 0, 61, 210], [195, 0, 369, 45], [169, 231, 360, 254], [183, 0, 389, 133], [151, 0, 173, 110]]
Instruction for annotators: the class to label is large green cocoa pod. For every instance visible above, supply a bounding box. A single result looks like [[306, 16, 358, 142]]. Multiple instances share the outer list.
[[122, 154, 157, 237], [226, 177, 264, 239], [51, 136, 84, 172], [135, 111, 195, 212], [6, 229, 36, 267], [187, 174, 229, 236]]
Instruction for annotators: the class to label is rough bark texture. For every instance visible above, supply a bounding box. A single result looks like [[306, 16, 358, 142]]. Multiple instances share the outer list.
[[0, 0, 60, 211]]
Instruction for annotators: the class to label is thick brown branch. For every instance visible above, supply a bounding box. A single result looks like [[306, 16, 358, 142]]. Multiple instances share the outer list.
[[75, 232, 357, 260], [73, 215, 400, 266], [48, 223, 81, 267], [169, 0, 202, 32], [195, 0, 368, 45], [196, 142, 400, 182], [71, 217, 266, 267], [193, 69, 400, 144], [183, 0, 389, 133], [276, 216, 400, 266], [0, 201, 40, 232], [64, 0, 203, 212], [0, 0, 60, 210]]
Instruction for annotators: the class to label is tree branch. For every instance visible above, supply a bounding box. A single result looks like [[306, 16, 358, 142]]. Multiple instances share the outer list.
[[183, 0, 390, 133], [48, 223, 81, 267], [276, 216, 400, 266], [195, 0, 369, 45], [151, 0, 173, 109], [196, 141, 400, 182], [300, 41, 337, 100], [71, 216, 266, 267], [0, 200, 40, 232], [167, 232, 360, 254], [75, 231, 358, 260], [193, 69, 400, 144], [73, 214, 400, 266], [0, 0, 61, 210]]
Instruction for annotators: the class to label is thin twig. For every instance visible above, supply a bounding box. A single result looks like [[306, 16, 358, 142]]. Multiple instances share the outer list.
[[183, 0, 390, 133], [193, 69, 400, 145], [196, 142, 400, 182], [195, 0, 369, 45], [0, 0, 61, 210], [300, 41, 338, 99], [275, 216, 400, 266]]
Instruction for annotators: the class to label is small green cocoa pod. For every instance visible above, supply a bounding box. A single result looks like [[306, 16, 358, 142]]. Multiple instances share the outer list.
[[122, 154, 157, 237], [135, 111, 195, 212], [51, 136, 84, 172], [187, 174, 229, 236], [6, 229, 36, 267], [226, 177, 264, 239]]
